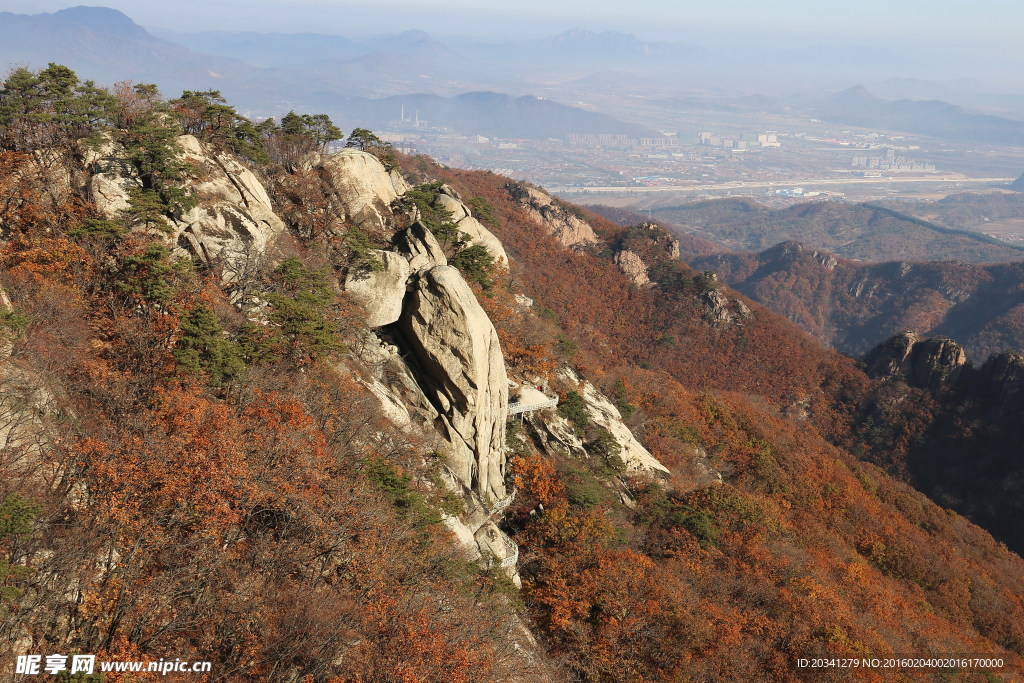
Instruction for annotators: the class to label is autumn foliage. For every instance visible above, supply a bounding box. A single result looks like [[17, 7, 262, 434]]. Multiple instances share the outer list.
[[2, 76, 1024, 682], [0, 143, 533, 680], [407, 153, 1024, 678]]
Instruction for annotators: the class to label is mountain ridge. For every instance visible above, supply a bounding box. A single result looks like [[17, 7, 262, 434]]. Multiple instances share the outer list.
[[657, 197, 1024, 263], [815, 84, 1024, 145], [691, 240, 1024, 361], [0, 6, 654, 137], [2, 64, 1024, 677]]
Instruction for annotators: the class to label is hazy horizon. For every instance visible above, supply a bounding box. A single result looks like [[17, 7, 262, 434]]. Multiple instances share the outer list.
[[0, 0, 1018, 100], [1, 0, 1021, 53]]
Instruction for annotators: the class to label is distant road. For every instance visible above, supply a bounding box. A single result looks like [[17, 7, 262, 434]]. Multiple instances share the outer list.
[[547, 176, 1015, 195]]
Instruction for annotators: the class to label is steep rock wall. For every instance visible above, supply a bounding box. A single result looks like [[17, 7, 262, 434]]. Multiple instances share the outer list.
[[614, 249, 652, 287], [89, 135, 286, 284], [507, 183, 599, 248], [434, 186, 508, 265], [579, 381, 670, 475], [316, 149, 408, 232], [865, 332, 967, 390], [394, 221, 448, 272], [173, 135, 286, 281], [343, 250, 411, 327], [400, 265, 509, 502]]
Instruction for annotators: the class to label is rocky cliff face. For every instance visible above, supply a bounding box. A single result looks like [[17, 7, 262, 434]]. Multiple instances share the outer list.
[[336, 164, 681, 563], [0, 289, 63, 484], [343, 250, 411, 327], [613, 249, 652, 287], [435, 185, 508, 265], [611, 222, 712, 293], [95, 136, 523, 570], [976, 351, 1024, 422], [401, 266, 510, 502], [701, 288, 751, 326], [35, 134, 687, 620], [317, 164, 512, 503], [316, 149, 409, 233], [286, 157, 522, 571], [863, 334, 1024, 555], [909, 337, 969, 392], [172, 136, 286, 278], [579, 380, 669, 475], [394, 220, 448, 272], [864, 331, 920, 378], [507, 182, 598, 248], [979, 351, 1024, 396], [539, 369, 670, 476], [302, 154, 512, 507], [865, 332, 967, 390], [90, 134, 286, 284]]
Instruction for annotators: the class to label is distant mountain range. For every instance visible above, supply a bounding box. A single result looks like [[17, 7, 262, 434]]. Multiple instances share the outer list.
[[156, 27, 529, 99], [655, 198, 1024, 263], [863, 77, 1024, 119], [3, 6, 1024, 147], [0, 7, 655, 138], [154, 29, 364, 68], [162, 26, 707, 74], [343, 92, 655, 138], [589, 197, 1024, 359], [464, 28, 708, 71], [0, 7, 251, 87], [814, 85, 1024, 145]]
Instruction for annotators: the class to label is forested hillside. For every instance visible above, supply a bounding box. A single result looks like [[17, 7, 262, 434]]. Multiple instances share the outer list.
[[862, 332, 1024, 554], [0, 65, 1022, 681], [879, 190, 1024, 242], [658, 198, 1024, 263], [692, 241, 1024, 361], [398, 158, 1024, 677]]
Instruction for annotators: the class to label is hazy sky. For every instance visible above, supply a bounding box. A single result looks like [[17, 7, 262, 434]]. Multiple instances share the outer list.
[[1, 0, 1021, 47]]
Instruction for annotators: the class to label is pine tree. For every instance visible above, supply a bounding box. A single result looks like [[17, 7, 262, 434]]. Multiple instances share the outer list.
[[174, 304, 244, 386]]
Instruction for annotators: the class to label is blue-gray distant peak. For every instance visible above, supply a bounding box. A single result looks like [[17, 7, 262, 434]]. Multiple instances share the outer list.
[[50, 6, 149, 39], [826, 85, 879, 103]]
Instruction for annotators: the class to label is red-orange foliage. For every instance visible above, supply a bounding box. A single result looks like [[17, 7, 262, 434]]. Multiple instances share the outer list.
[[0, 151, 93, 237], [473, 277, 558, 379], [511, 451, 564, 501], [397, 156, 1024, 677], [4, 138, 1024, 681]]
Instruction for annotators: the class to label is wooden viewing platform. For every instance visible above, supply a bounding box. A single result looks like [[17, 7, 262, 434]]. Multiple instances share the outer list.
[[507, 397, 558, 416]]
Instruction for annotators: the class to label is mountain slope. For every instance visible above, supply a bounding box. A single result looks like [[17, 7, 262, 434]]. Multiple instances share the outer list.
[[659, 198, 1024, 263], [815, 85, 1024, 145], [583, 204, 724, 259], [406, 156, 1024, 674], [2, 64, 1024, 680], [693, 242, 1024, 360], [865, 333, 1024, 556]]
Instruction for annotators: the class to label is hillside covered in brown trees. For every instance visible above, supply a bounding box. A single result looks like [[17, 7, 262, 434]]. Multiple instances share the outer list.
[[0, 65, 1022, 681], [657, 198, 1024, 263], [692, 240, 1024, 361]]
